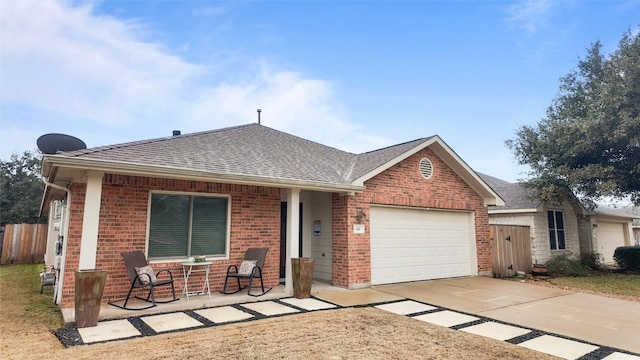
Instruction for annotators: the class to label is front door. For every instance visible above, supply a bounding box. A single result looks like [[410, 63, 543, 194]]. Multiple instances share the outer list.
[[280, 202, 303, 280]]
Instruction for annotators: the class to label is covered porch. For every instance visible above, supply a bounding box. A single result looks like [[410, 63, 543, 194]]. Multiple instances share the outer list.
[[61, 281, 343, 324]]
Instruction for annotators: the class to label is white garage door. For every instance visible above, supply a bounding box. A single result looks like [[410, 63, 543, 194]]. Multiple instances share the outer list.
[[370, 206, 477, 285], [597, 222, 626, 263]]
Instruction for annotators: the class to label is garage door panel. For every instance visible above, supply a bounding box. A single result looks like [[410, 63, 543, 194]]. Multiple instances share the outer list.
[[597, 222, 626, 263], [370, 207, 475, 285]]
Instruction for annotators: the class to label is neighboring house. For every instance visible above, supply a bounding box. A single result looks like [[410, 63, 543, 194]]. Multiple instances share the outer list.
[[578, 206, 637, 263], [480, 173, 637, 265], [479, 173, 584, 265], [40, 124, 503, 309]]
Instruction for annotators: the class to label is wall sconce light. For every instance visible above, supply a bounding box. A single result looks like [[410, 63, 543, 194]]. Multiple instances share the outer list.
[[592, 223, 598, 227], [356, 209, 367, 223]]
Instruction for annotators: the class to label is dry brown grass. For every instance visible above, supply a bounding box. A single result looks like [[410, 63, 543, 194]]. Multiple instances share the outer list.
[[23, 308, 558, 360], [1, 265, 559, 360]]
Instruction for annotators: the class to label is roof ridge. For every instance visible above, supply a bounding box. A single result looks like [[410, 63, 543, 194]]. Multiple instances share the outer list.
[[65, 123, 257, 157], [359, 137, 430, 155], [341, 156, 359, 182]]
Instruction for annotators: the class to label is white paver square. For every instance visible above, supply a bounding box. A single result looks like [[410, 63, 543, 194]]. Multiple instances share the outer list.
[[518, 335, 598, 360], [412, 310, 478, 327], [375, 300, 437, 315], [241, 301, 300, 316], [603, 353, 640, 360], [280, 298, 337, 311], [195, 306, 254, 323], [460, 321, 531, 341], [78, 319, 141, 343], [141, 312, 203, 333]]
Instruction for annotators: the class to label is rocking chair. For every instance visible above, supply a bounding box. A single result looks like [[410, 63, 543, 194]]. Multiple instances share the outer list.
[[222, 248, 272, 297], [108, 251, 179, 310]]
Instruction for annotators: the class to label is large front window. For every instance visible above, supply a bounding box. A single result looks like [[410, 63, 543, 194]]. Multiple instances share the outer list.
[[148, 192, 229, 259], [548, 210, 565, 250]]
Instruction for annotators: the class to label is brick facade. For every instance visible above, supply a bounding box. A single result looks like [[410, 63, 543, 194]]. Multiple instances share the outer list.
[[59, 146, 493, 307], [60, 174, 281, 308], [331, 148, 492, 288]]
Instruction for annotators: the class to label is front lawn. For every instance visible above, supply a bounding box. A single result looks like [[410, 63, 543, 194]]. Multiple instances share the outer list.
[[0, 264, 557, 360], [548, 273, 640, 300]]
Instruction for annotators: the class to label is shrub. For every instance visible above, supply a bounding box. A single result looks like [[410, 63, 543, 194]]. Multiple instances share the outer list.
[[545, 254, 588, 277], [613, 246, 640, 273], [579, 252, 603, 270]]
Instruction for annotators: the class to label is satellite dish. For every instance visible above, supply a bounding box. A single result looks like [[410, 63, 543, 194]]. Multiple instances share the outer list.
[[37, 133, 87, 154]]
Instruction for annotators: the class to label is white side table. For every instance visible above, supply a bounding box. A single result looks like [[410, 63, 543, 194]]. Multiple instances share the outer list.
[[181, 261, 213, 301]]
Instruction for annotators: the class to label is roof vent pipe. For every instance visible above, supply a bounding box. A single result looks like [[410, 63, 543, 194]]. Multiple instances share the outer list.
[[257, 109, 261, 125], [172, 130, 181, 136]]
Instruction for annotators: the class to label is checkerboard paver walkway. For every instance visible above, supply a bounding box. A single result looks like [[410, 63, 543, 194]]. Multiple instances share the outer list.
[[59, 297, 640, 360]]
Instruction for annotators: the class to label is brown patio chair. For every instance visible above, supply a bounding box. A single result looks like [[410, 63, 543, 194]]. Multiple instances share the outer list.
[[108, 251, 179, 310], [222, 248, 272, 297]]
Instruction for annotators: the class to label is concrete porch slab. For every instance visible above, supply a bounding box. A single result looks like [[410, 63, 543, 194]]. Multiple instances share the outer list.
[[240, 301, 300, 316], [77, 319, 141, 344], [375, 300, 437, 315], [412, 310, 478, 327], [314, 288, 404, 307], [194, 306, 254, 324], [141, 312, 203, 333], [460, 321, 531, 341], [518, 335, 598, 359], [280, 297, 337, 311]]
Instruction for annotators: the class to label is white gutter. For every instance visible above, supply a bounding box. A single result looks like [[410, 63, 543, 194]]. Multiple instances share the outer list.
[[41, 179, 71, 305], [488, 208, 538, 214]]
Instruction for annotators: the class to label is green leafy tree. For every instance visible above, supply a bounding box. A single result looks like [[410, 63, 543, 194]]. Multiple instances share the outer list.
[[507, 28, 640, 206], [0, 151, 46, 225]]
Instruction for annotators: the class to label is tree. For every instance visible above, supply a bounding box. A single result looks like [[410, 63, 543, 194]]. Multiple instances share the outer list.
[[0, 150, 46, 225], [507, 28, 640, 206]]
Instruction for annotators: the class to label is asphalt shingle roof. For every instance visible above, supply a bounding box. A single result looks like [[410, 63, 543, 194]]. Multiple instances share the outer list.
[[477, 173, 540, 210], [57, 124, 433, 186]]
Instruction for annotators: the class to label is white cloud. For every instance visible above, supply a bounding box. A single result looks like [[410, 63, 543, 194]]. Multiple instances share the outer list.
[[182, 64, 389, 153], [506, 0, 553, 35], [1, 0, 202, 128], [0, 0, 390, 159]]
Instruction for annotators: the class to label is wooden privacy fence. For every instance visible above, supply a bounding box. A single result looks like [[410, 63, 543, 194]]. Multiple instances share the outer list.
[[0, 224, 48, 265], [490, 224, 532, 278]]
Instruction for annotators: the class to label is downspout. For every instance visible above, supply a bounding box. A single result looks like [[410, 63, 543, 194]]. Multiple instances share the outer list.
[[42, 179, 71, 305]]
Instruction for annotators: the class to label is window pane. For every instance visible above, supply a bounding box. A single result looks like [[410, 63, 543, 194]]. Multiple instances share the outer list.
[[557, 230, 566, 249], [549, 230, 557, 250], [555, 212, 564, 230], [547, 211, 555, 229], [149, 194, 189, 258], [191, 197, 228, 256]]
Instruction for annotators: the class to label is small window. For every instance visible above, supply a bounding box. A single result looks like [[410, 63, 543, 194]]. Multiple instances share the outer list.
[[548, 210, 566, 250], [419, 158, 433, 179], [148, 192, 229, 260]]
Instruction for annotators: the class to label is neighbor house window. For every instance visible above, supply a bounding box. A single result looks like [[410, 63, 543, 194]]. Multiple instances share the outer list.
[[148, 192, 229, 260], [548, 210, 565, 250]]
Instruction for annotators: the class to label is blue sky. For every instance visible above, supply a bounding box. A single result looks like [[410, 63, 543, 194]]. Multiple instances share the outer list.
[[1, 0, 638, 182]]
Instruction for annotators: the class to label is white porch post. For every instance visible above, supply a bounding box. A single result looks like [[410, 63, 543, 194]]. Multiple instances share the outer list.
[[285, 188, 300, 293], [78, 171, 103, 270]]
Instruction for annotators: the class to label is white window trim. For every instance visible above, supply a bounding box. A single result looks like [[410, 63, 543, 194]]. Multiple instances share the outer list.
[[548, 209, 566, 251], [146, 190, 231, 262]]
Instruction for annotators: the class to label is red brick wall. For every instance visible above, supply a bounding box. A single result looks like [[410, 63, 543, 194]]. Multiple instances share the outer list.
[[331, 194, 370, 288], [331, 147, 492, 288], [60, 183, 86, 307], [60, 174, 281, 308]]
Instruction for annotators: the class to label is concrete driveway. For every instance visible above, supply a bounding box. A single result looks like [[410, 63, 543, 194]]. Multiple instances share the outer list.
[[374, 276, 640, 354]]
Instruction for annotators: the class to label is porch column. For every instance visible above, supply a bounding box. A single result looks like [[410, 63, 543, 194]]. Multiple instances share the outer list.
[[285, 188, 301, 293], [78, 171, 103, 270]]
